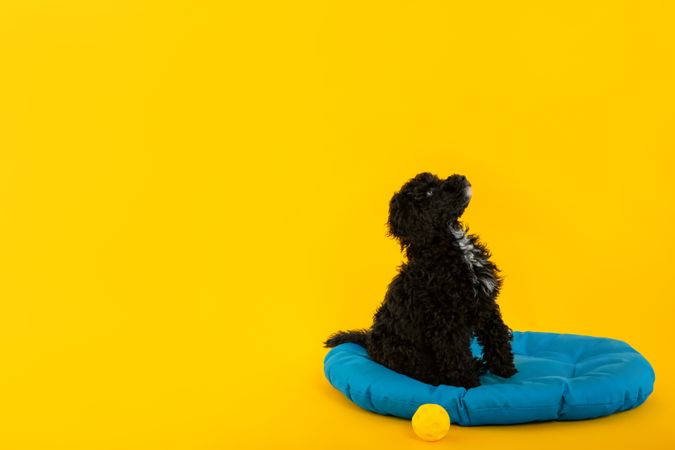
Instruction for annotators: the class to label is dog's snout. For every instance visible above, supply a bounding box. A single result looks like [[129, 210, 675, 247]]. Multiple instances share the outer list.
[[465, 184, 472, 199], [442, 174, 470, 190]]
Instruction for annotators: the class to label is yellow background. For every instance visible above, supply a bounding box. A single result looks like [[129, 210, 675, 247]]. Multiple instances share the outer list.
[[1, 1, 674, 449]]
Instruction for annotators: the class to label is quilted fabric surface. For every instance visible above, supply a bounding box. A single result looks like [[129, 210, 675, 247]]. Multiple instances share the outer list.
[[323, 331, 655, 425]]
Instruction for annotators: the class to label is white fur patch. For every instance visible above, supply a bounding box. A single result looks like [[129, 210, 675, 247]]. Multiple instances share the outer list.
[[449, 225, 496, 295], [480, 276, 496, 294]]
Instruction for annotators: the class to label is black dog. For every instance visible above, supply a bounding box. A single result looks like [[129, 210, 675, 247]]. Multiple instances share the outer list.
[[325, 172, 517, 388]]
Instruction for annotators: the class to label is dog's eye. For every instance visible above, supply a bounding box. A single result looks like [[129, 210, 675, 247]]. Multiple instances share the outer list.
[[426, 188, 434, 197]]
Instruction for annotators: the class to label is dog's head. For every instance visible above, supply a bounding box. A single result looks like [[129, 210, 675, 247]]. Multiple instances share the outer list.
[[388, 172, 472, 247]]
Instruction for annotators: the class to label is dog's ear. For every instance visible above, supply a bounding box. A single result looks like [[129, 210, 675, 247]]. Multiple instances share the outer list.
[[388, 172, 439, 248], [387, 190, 416, 247]]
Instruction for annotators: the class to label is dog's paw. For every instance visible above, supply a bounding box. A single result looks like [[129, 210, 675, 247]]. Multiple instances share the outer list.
[[491, 364, 518, 378], [460, 375, 482, 389], [438, 372, 481, 389], [453, 373, 482, 389]]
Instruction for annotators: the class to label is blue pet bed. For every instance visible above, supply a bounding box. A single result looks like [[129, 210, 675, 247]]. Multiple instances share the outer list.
[[324, 331, 654, 426]]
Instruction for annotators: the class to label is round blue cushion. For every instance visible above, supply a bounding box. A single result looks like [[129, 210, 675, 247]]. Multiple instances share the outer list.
[[324, 331, 654, 425]]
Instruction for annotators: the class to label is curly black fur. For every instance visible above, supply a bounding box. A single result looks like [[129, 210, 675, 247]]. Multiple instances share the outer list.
[[325, 172, 517, 388]]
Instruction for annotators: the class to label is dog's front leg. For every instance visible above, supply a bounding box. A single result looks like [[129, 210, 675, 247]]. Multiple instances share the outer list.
[[474, 300, 517, 378], [429, 325, 481, 389], [469, 253, 517, 378]]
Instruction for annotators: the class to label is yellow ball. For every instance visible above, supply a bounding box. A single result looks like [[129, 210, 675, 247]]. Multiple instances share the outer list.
[[411, 404, 451, 442]]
